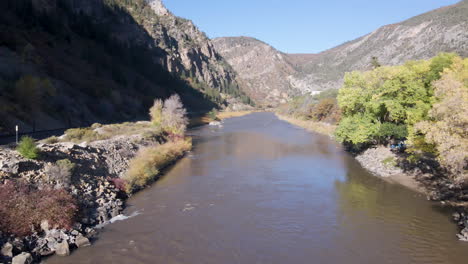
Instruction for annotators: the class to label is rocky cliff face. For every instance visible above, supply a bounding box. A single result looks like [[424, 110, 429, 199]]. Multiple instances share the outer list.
[[142, 0, 239, 93], [0, 0, 249, 135], [212, 37, 297, 106], [214, 0, 468, 105]]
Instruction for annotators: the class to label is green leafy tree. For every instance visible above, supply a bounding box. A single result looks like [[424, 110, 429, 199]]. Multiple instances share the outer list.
[[336, 53, 457, 147]]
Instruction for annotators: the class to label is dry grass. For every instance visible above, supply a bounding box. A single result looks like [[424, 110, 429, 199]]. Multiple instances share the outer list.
[[123, 138, 192, 193], [43, 122, 158, 144], [96, 122, 157, 139], [276, 114, 337, 137], [217, 111, 254, 120], [189, 111, 254, 128]]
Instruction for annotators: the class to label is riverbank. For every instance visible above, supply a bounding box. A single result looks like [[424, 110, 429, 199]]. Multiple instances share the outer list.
[[189, 110, 255, 128], [276, 113, 468, 241], [277, 114, 423, 191], [0, 121, 191, 263]]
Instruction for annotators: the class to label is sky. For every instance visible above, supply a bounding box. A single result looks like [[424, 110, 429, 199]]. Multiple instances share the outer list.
[[163, 0, 461, 54]]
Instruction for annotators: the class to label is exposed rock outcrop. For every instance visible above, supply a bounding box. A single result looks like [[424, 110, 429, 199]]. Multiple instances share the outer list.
[[212, 37, 298, 106]]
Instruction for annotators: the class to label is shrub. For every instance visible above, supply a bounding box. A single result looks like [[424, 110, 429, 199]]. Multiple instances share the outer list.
[[208, 108, 218, 120], [45, 159, 75, 188], [109, 178, 126, 193], [91, 123, 103, 129], [64, 127, 101, 143], [142, 128, 163, 140], [310, 98, 338, 122], [0, 180, 77, 237], [17, 136, 39, 159], [382, 157, 397, 167], [123, 138, 192, 193], [43, 136, 59, 144]]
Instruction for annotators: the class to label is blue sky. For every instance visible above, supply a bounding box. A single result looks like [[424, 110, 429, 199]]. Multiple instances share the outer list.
[[164, 0, 460, 54]]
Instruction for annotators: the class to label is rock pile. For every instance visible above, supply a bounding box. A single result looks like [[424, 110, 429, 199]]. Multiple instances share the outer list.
[[355, 146, 404, 177], [0, 135, 158, 263]]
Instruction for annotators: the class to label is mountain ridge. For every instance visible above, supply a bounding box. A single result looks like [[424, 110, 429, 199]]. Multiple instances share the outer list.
[[213, 0, 468, 106]]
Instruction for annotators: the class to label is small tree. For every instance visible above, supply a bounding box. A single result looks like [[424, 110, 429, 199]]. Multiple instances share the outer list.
[[149, 99, 163, 126], [370, 56, 381, 69], [17, 136, 39, 159], [162, 94, 188, 135]]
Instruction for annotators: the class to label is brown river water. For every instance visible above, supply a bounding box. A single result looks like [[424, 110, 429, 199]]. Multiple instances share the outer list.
[[47, 112, 468, 264]]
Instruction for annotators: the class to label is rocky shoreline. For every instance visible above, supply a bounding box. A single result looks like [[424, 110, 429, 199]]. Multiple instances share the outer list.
[[277, 114, 468, 242], [0, 132, 189, 263]]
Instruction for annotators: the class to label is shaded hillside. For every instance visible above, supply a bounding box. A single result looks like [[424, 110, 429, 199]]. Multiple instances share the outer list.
[[215, 0, 468, 105], [0, 0, 250, 135]]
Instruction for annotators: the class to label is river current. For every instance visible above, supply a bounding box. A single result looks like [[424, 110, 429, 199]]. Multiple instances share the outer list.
[[47, 112, 468, 264]]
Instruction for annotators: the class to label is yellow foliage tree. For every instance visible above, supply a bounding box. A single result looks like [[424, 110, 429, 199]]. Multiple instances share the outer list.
[[414, 57, 468, 179]]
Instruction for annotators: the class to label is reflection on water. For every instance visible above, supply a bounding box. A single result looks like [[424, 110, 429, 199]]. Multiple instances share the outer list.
[[47, 112, 467, 264]]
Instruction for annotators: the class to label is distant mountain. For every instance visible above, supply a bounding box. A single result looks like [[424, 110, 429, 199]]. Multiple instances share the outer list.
[[212, 37, 297, 106], [0, 0, 250, 134], [213, 0, 468, 106]]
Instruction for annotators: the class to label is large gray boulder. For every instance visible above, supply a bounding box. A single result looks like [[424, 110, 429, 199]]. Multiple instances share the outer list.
[[12, 252, 33, 264], [75, 235, 91, 248], [1, 242, 13, 257], [55, 241, 70, 257]]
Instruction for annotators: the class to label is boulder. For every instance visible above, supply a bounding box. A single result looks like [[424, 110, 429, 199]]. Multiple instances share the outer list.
[[75, 235, 91, 248], [55, 241, 70, 257], [40, 220, 50, 233], [1, 242, 13, 257], [12, 252, 33, 264]]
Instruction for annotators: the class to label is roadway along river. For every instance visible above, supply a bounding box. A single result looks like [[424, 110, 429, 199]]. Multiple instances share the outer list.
[[47, 112, 468, 264]]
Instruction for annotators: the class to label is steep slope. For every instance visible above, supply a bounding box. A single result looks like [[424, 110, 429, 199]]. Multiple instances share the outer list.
[[291, 0, 468, 91], [212, 37, 298, 106], [215, 0, 468, 105], [0, 0, 250, 135]]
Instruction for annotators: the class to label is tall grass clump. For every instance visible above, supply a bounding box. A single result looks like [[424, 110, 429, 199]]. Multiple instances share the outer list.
[[123, 138, 192, 193], [17, 136, 39, 159], [64, 127, 101, 143]]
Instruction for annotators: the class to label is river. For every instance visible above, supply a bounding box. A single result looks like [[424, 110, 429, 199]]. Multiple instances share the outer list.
[[46, 112, 468, 264]]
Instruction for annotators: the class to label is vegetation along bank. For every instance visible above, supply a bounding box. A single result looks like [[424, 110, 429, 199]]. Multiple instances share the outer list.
[[277, 53, 468, 240], [0, 95, 197, 263]]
